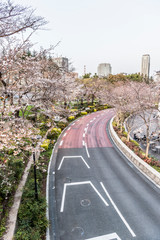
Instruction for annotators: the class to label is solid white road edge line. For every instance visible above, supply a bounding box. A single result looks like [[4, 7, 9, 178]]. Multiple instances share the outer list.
[[60, 181, 109, 212], [58, 156, 90, 170], [85, 232, 121, 240], [85, 142, 90, 158], [100, 182, 136, 238]]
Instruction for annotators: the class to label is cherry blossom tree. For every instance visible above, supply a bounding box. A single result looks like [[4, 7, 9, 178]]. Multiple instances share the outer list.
[[0, 0, 47, 38], [108, 81, 160, 157]]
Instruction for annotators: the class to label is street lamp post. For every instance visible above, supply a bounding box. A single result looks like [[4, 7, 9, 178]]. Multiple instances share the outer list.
[[33, 150, 38, 200], [32, 135, 41, 200]]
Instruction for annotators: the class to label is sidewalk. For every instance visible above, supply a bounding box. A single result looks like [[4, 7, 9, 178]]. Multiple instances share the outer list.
[[129, 113, 160, 161]]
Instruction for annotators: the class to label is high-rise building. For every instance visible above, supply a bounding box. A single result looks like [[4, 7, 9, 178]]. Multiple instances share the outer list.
[[97, 63, 112, 77], [154, 71, 160, 82], [141, 54, 150, 78], [54, 57, 69, 72]]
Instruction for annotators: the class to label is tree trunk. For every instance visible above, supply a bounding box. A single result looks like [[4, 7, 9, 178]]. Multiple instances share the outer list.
[[145, 141, 150, 158], [10, 93, 13, 105], [91, 94, 94, 105], [127, 130, 131, 142], [120, 123, 123, 133], [81, 98, 83, 106]]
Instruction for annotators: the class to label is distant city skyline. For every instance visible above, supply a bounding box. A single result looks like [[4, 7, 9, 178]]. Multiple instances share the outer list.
[[12, 0, 160, 77]]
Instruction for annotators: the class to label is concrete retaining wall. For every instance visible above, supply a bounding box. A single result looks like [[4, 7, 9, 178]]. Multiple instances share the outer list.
[[109, 117, 160, 187]]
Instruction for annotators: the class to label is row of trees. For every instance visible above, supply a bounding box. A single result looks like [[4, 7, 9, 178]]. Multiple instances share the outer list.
[[108, 81, 160, 157], [0, 1, 81, 154], [0, 1, 159, 159]]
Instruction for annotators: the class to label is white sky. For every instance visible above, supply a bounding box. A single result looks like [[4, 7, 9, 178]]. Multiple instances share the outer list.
[[13, 0, 160, 76]]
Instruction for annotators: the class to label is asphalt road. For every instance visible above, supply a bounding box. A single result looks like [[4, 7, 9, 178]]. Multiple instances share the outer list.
[[48, 109, 160, 240]]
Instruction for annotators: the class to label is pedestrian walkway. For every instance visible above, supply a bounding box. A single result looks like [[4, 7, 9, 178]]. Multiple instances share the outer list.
[[139, 142, 160, 161], [129, 112, 160, 161]]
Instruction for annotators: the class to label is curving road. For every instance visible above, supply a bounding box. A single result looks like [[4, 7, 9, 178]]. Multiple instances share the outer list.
[[48, 109, 160, 240]]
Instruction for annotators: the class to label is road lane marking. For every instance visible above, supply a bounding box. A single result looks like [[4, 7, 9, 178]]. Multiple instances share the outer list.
[[60, 181, 109, 212], [85, 232, 121, 240], [85, 142, 90, 158], [100, 182, 136, 238], [68, 127, 71, 130], [58, 156, 90, 170], [83, 140, 85, 146], [83, 133, 85, 137], [64, 133, 67, 137], [72, 123, 75, 125], [59, 140, 63, 146], [84, 127, 88, 133]]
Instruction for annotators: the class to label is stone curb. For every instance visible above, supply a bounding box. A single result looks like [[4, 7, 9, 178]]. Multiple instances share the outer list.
[[109, 117, 160, 187]]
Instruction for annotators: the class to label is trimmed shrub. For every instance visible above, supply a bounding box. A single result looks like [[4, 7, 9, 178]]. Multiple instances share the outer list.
[[41, 139, 50, 150], [80, 111, 87, 115], [88, 106, 94, 108], [131, 139, 139, 147], [68, 116, 75, 121], [70, 109, 78, 112], [49, 128, 62, 140], [57, 122, 67, 130], [122, 131, 128, 137]]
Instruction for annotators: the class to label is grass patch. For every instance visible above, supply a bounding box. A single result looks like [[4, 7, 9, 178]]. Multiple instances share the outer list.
[[19, 105, 34, 118]]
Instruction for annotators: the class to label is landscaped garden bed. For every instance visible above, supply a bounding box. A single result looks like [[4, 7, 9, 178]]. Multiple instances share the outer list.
[[113, 122, 160, 172], [14, 144, 54, 240]]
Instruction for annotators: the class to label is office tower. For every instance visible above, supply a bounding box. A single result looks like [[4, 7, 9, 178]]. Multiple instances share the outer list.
[[141, 54, 150, 78], [54, 57, 69, 72], [97, 63, 112, 78]]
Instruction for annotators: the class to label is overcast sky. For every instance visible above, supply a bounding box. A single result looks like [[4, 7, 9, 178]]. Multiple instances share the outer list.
[[13, 0, 160, 77]]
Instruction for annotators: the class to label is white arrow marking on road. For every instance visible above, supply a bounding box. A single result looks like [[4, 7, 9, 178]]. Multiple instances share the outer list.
[[60, 181, 109, 212], [100, 182, 136, 238], [58, 156, 90, 170], [85, 232, 121, 240]]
